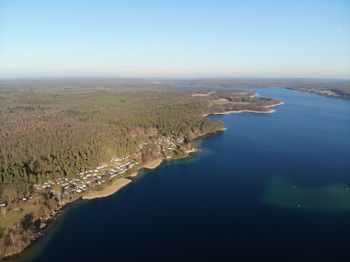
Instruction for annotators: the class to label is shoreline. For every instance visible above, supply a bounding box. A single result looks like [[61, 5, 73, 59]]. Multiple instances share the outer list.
[[203, 101, 283, 117], [202, 109, 275, 117], [266, 101, 284, 107], [185, 148, 198, 154], [82, 178, 132, 200], [142, 159, 163, 169], [1, 158, 169, 260], [210, 109, 276, 115], [2, 100, 283, 260], [82, 158, 164, 200]]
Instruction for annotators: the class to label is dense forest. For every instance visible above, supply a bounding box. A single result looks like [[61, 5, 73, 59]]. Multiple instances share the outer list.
[[0, 80, 224, 185]]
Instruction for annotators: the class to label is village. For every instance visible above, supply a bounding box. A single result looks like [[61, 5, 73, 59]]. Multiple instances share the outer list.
[[0, 135, 188, 209], [300, 87, 339, 97], [33, 156, 140, 202]]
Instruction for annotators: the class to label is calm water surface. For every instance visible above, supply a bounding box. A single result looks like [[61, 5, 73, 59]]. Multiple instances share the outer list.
[[18, 88, 350, 261]]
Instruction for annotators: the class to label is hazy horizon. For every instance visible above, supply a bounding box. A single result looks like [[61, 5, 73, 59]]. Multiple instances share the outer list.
[[1, 0, 350, 78]]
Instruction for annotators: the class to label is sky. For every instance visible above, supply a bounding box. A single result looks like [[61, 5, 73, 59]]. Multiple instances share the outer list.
[[0, 0, 349, 78]]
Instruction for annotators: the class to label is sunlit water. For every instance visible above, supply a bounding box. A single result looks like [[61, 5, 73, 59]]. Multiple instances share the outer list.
[[14, 88, 350, 261]]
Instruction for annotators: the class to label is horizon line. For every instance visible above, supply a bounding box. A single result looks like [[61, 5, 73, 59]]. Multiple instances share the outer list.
[[1, 75, 350, 81]]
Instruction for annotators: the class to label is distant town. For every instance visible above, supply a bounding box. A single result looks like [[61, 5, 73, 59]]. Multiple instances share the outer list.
[[292, 87, 339, 98]]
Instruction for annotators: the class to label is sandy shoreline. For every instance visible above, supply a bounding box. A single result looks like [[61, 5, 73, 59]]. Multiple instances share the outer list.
[[203, 101, 283, 116], [185, 148, 198, 154], [82, 178, 132, 200], [211, 109, 276, 115], [142, 159, 163, 169], [266, 101, 284, 107], [82, 159, 164, 200]]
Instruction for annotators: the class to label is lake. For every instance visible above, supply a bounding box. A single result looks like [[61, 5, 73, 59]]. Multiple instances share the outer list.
[[16, 88, 350, 261]]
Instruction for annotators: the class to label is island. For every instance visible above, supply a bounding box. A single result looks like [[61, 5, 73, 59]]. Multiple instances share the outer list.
[[0, 79, 283, 259]]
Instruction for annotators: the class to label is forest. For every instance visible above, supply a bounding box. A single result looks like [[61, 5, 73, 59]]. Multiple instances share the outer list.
[[0, 80, 220, 185]]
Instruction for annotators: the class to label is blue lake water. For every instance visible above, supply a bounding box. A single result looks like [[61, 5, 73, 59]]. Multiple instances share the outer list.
[[18, 88, 350, 261]]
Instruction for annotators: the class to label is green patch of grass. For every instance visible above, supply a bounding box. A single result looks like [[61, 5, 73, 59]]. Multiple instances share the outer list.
[[0, 208, 25, 229]]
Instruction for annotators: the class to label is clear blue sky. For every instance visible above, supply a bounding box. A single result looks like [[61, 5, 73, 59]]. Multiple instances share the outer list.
[[1, 0, 349, 78]]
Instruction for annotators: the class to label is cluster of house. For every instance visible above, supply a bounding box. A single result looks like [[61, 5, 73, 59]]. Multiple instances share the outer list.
[[33, 156, 139, 200], [136, 135, 184, 159], [158, 136, 184, 158], [3, 135, 187, 206], [303, 88, 338, 97]]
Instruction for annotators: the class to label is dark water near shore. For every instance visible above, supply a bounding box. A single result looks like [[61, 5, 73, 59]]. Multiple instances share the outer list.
[[18, 88, 350, 261]]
